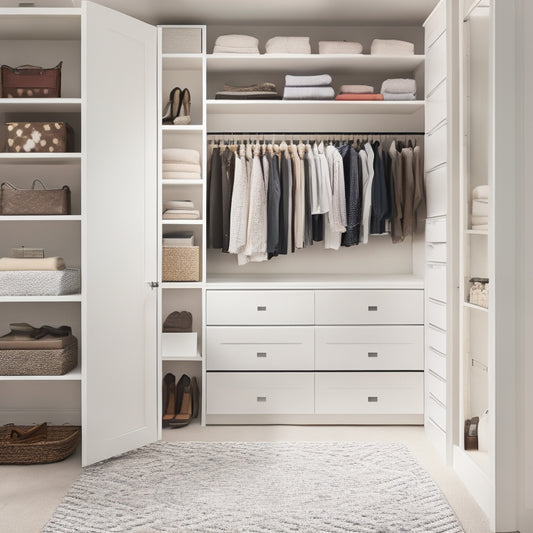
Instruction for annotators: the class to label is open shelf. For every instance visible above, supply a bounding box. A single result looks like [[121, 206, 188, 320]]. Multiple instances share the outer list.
[[0, 8, 81, 40], [466, 229, 488, 235], [162, 125, 204, 132], [0, 153, 82, 163], [0, 294, 82, 303], [162, 179, 203, 186], [0, 366, 81, 381], [162, 352, 202, 362], [464, 301, 489, 313], [162, 282, 203, 289], [162, 54, 203, 70], [0, 215, 81, 222], [161, 219, 203, 225], [0, 98, 81, 112]]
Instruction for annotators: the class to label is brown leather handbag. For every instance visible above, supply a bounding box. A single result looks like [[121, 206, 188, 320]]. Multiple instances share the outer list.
[[1, 62, 62, 98], [0, 179, 71, 215]]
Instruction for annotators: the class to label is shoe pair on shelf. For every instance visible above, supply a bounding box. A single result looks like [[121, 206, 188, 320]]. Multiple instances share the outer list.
[[162, 373, 199, 428], [162, 87, 191, 125]]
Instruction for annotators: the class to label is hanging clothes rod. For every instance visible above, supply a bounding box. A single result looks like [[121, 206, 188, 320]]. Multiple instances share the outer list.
[[207, 131, 425, 136]]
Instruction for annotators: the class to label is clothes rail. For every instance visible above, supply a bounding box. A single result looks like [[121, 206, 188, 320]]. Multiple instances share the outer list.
[[208, 131, 425, 136]]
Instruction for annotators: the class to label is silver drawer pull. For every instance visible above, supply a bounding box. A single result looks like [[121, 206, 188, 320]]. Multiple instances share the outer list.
[[257, 306, 267, 311], [368, 396, 378, 402], [368, 306, 378, 311], [257, 352, 267, 358], [368, 352, 378, 358], [257, 396, 267, 402]]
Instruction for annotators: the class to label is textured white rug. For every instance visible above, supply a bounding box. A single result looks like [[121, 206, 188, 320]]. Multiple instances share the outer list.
[[44, 441, 463, 532]]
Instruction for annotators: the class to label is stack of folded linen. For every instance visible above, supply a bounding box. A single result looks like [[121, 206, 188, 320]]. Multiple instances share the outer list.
[[335, 84, 383, 101], [0, 257, 65, 271], [162, 148, 201, 180], [213, 34, 259, 54], [318, 41, 363, 54], [163, 231, 195, 247], [370, 39, 415, 56], [265, 36, 311, 54], [215, 82, 281, 100], [380, 78, 417, 101], [471, 185, 489, 230], [283, 74, 334, 100], [163, 200, 200, 220]]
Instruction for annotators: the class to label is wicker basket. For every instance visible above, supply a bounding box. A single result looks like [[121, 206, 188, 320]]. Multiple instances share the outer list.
[[469, 277, 489, 309], [162, 246, 200, 282], [0, 425, 81, 464]]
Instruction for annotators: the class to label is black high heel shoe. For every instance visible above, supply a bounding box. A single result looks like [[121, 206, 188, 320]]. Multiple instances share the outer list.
[[173, 87, 191, 125], [162, 87, 183, 123]]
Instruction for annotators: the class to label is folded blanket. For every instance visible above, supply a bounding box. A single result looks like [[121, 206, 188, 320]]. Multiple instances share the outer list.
[[285, 74, 332, 87], [213, 45, 260, 54], [215, 93, 282, 100], [371, 39, 414, 55], [473, 185, 489, 199], [164, 200, 194, 210], [340, 84, 374, 94], [266, 36, 311, 54], [223, 82, 277, 92], [163, 171, 202, 180], [162, 163, 202, 173], [318, 41, 363, 54], [162, 148, 200, 165], [283, 86, 335, 100], [0, 332, 75, 350], [335, 94, 384, 101], [472, 224, 488, 230], [472, 199, 489, 217], [163, 210, 200, 219], [471, 215, 489, 225], [382, 92, 416, 101], [381, 78, 417, 94], [0, 257, 65, 271], [215, 34, 259, 48]]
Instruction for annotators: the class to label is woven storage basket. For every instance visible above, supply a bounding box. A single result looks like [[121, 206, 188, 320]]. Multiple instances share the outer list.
[[469, 278, 489, 309], [0, 425, 81, 464], [0, 338, 77, 376], [162, 246, 200, 281]]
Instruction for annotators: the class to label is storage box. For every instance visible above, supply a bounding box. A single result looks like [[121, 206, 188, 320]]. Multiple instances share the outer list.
[[1, 180, 71, 215], [162, 28, 203, 53], [162, 246, 200, 282], [162, 332, 198, 359], [469, 277, 489, 309], [11, 247, 44, 258], [4, 121, 74, 153], [1, 62, 62, 98], [0, 268, 80, 296]]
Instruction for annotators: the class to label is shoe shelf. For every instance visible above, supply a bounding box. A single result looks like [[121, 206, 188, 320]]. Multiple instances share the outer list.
[[0, 215, 82, 222], [0, 366, 82, 381], [0, 98, 82, 113], [0, 294, 82, 303], [162, 353, 202, 362]]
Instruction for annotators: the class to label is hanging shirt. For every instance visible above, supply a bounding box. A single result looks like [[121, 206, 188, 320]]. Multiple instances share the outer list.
[[369, 143, 389, 235], [300, 143, 314, 247], [324, 144, 347, 250], [290, 143, 305, 249], [360, 142, 375, 244], [313, 142, 332, 214], [338, 143, 360, 246], [389, 140, 404, 244], [207, 146, 223, 249], [228, 145, 250, 254], [401, 147, 415, 238], [267, 152, 281, 257], [278, 146, 292, 255], [412, 145, 425, 231], [221, 147, 236, 253]]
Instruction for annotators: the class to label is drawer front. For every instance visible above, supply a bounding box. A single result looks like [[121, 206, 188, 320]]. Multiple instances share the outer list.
[[426, 32, 447, 96], [426, 80, 447, 134], [426, 242, 447, 263], [425, 165, 447, 217], [428, 395, 447, 431], [427, 347, 446, 380], [427, 299, 447, 330], [207, 372, 314, 414], [206, 326, 314, 371], [427, 263, 447, 303], [425, 123, 447, 172], [428, 325, 446, 354], [315, 326, 423, 371], [315, 290, 423, 325], [427, 371, 446, 405], [315, 372, 423, 415], [425, 0, 446, 49], [207, 290, 314, 325], [426, 217, 447, 243]]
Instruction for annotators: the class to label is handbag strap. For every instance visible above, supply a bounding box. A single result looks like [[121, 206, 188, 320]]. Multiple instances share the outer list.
[[32, 179, 47, 190], [0, 182, 18, 191]]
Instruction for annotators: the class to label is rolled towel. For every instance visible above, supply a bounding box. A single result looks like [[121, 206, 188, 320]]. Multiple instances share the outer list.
[[265, 36, 311, 54], [335, 94, 384, 101], [285, 74, 332, 87], [472, 199, 489, 217], [381, 78, 417, 94], [163, 171, 202, 180], [283, 86, 335, 100], [214, 34, 259, 48], [382, 92, 416, 101], [318, 41, 363, 54], [472, 185, 489, 199], [162, 148, 200, 165], [471, 215, 489, 225], [223, 82, 277, 92], [0, 257, 65, 271], [162, 163, 202, 173], [371, 39, 414, 55], [164, 200, 194, 210], [340, 84, 374, 94], [213, 45, 260, 54]]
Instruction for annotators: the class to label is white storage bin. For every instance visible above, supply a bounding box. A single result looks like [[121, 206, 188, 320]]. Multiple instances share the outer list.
[[161, 332, 197, 359]]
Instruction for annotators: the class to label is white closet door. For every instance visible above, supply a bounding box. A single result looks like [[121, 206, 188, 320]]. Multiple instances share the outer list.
[[83, 1, 157, 466]]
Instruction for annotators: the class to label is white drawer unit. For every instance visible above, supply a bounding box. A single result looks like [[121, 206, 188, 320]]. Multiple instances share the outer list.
[[426, 216, 447, 243], [315, 372, 423, 415], [424, 0, 446, 49], [206, 326, 314, 371], [426, 80, 447, 134], [206, 372, 314, 415], [427, 371, 447, 406], [207, 290, 314, 325], [426, 263, 447, 303], [426, 242, 447, 263], [427, 347, 446, 380], [426, 31, 447, 96], [427, 395, 447, 431], [315, 326, 423, 371], [425, 123, 447, 172], [427, 299, 447, 330], [428, 325, 447, 355], [425, 165, 447, 218], [315, 290, 423, 325]]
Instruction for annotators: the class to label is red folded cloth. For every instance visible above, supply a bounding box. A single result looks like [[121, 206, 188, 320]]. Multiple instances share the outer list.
[[335, 94, 384, 101]]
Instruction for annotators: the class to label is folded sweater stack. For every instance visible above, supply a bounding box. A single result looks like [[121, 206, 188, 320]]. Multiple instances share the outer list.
[[380, 78, 417, 101], [213, 34, 259, 54], [162, 148, 201, 180], [266, 36, 311, 54], [163, 200, 200, 220], [335, 84, 383, 101], [0, 257, 65, 271], [471, 185, 489, 230], [318, 41, 363, 54], [371, 39, 415, 56], [215, 82, 281, 100], [283, 74, 334, 100]]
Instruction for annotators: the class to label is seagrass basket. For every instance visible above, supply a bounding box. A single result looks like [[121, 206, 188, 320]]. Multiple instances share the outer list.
[[162, 246, 200, 281]]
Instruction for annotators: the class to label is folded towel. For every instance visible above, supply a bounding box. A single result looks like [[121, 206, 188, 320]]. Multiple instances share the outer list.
[[0, 257, 65, 271], [163, 210, 200, 219], [472, 199, 489, 217], [340, 84, 374, 94], [164, 200, 194, 210], [265, 36, 311, 54], [382, 92, 416, 101], [223, 82, 277, 92], [381, 78, 417, 94], [283, 86, 335, 100], [0, 332, 75, 350], [318, 41, 363, 54], [285, 74, 332, 87], [162, 163, 202, 173], [215, 93, 282, 100], [371, 39, 415, 55], [215, 34, 259, 48], [162, 148, 200, 165], [471, 215, 489, 225], [213, 45, 260, 54], [335, 94, 384, 101], [472, 224, 488, 230], [473, 185, 489, 199], [163, 172, 202, 180]]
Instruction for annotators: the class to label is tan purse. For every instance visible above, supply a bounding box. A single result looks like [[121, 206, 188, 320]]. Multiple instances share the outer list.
[[0, 179, 71, 215]]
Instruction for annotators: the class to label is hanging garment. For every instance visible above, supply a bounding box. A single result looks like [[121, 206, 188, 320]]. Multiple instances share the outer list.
[[261, 148, 270, 195], [267, 151, 281, 257], [300, 143, 314, 248], [221, 147, 236, 253], [315, 142, 333, 214], [338, 143, 361, 246], [228, 145, 250, 254], [324, 144, 347, 250], [389, 140, 404, 244], [412, 145, 425, 231], [369, 143, 389, 235], [278, 145, 292, 255], [383, 148, 394, 234], [207, 146, 223, 249], [290, 143, 305, 249], [359, 142, 375, 244], [401, 147, 415, 238], [306, 144, 320, 215]]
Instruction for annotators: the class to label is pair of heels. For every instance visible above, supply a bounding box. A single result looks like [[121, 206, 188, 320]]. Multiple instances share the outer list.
[[162, 87, 191, 125], [162, 373, 199, 428]]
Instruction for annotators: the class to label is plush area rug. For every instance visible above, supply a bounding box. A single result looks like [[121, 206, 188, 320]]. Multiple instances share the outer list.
[[43, 441, 463, 532]]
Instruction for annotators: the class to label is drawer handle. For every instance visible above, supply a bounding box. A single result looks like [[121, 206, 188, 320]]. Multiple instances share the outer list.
[[257, 306, 267, 311], [368, 352, 378, 358], [368, 306, 378, 312], [368, 396, 378, 403], [257, 396, 267, 402], [257, 352, 267, 358]]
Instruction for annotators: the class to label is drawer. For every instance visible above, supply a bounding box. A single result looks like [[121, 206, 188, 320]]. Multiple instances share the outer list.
[[427, 371, 446, 406], [427, 299, 447, 330], [426, 80, 447, 134], [315, 290, 423, 325], [206, 372, 314, 414], [426, 32, 447, 96], [426, 242, 447, 263], [315, 326, 423, 371], [207, 290, 314, 325], [428, 395, 447, 431], [315, 372, 423, 415], [425, 123, 447, 172], [425, 165, 447, 217], [427, 263, 447, 303], [206, 326, 314, 371], [427, 347, 446, 380], [424, 0, 446, 49], [426, 216, 446, 243], [428, 325, 446, 354]]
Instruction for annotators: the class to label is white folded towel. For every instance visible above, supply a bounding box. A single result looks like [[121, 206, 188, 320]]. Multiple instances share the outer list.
[[163, 171, 202, 180], [164, 200, 194, 210], [381, 78, 417, 94], [285, 74, 332, 87], [213, 45, 260, 54], [472, 199, 489, 217], [0, 257, 65, 271], [371, 39, 415, 55], [472, 185, 489, 199], [283, 86, 335, 100], [318, 41, 363, 54], [162, 148, 200, 165], [340, 85, 374, 94], [266, 36, 311, 54], [471, 215, 489, 225], [163, 209, 200, 219], [382, 92, 416, 101], [214, 34, 259, 48], [162, 163, 202, 173]]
